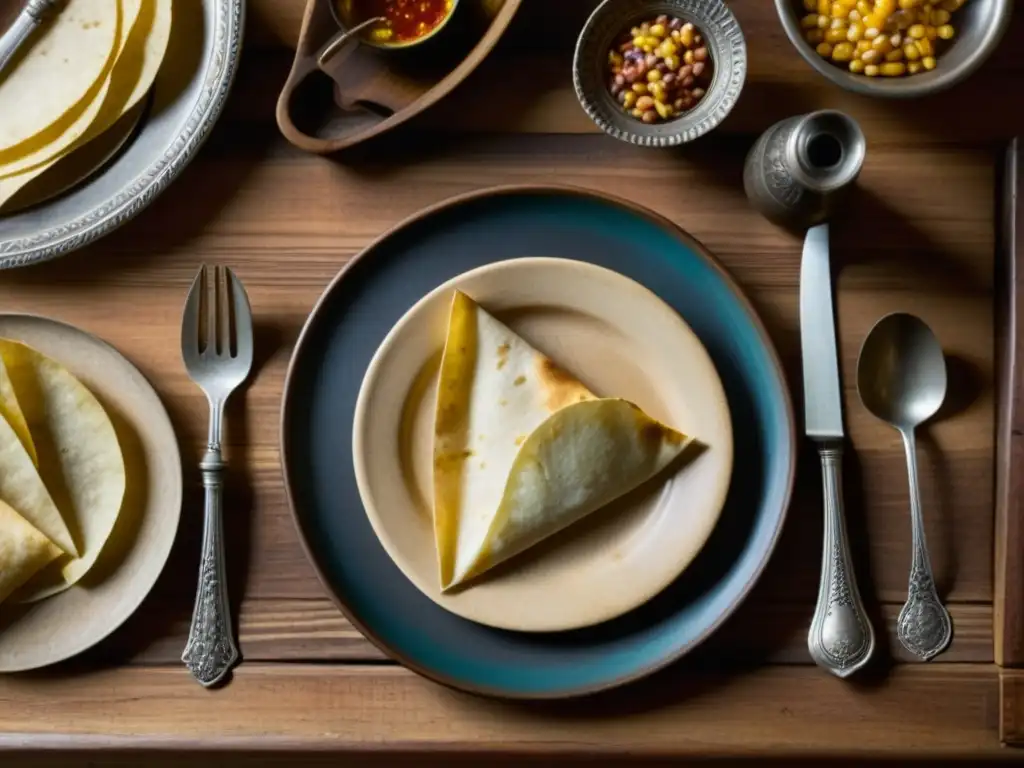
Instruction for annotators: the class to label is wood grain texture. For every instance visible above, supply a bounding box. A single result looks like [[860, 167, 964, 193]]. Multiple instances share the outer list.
[[0, 3, 1010, 753], [0, 664, 1006, 758], [996, 138, 1023, 669], [84, 598, 993, 666], [242, 0, 1024, 144]]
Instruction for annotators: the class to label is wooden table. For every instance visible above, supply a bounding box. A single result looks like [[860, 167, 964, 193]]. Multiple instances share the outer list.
[[2, 0, 1023, 762]]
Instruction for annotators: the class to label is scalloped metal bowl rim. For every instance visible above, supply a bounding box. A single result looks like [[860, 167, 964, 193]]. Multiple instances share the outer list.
[[572, 0, 747, 147], [0, 0, 245, 269], [774, 0, 1013, 99]]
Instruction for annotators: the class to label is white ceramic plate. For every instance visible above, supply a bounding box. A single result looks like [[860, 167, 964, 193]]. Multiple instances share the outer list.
[[0, 315, 182, 671], [353, 257, 733, 632]]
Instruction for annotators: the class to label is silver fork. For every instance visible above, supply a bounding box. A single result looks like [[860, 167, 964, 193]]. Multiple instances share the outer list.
[[180, 264, 254, 687]]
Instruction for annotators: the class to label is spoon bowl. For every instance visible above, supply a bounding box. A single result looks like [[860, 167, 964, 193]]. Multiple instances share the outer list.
[[857, 313, 947, 431], [857, 312, 952, 661]]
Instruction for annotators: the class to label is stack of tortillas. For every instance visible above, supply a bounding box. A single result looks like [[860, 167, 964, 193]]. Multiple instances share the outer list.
[[0, 0, 173, 213]]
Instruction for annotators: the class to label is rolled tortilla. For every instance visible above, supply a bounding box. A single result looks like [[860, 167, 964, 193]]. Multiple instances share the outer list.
[[433, 291, 693, 590]]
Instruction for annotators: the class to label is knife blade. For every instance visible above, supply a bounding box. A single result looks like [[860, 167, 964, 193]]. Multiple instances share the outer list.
[[0, 1, 59, 79], [800, 222, 875, 678], [800, 222, 844, 440]]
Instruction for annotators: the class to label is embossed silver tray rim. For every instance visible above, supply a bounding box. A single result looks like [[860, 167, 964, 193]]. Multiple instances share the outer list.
[[0, 0, 245, 269]]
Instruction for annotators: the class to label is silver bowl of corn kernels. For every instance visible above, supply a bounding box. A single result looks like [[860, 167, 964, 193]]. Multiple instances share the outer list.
[[776, 0, 1011, 98]]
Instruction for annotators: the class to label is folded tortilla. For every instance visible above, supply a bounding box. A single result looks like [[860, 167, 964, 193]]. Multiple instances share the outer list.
[[433, 291, 693, 590], [0, 499, 61, 605]]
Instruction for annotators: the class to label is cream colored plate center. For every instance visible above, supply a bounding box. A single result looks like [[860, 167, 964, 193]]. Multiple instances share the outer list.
[[353, 257, 733, 632]]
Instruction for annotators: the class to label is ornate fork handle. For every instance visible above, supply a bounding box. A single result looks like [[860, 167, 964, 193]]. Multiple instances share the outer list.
[[181, 441, 239, 687], [807, 443, 875, 677]]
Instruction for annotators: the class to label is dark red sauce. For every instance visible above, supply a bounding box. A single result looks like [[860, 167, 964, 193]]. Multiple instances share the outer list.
[[352, 0, 453, 43]]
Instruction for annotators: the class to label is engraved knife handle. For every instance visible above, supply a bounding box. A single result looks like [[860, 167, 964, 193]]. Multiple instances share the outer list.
[[0, 1, 59, 77], [182, 445, 239, 687], [807, 442, 875, 678]]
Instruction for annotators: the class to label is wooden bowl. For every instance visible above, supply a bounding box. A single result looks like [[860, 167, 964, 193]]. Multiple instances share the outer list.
[[276, 0, 522, 154]]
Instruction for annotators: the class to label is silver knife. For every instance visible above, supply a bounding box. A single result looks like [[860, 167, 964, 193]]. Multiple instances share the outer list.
[[802, 222, 876, 678], [0, 1, 59, 79]]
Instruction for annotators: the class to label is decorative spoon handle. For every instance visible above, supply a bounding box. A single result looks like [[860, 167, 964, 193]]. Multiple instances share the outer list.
[[896, 429, 952, 660], [807, 442, 875, 677], [0, 1, 59, 77]]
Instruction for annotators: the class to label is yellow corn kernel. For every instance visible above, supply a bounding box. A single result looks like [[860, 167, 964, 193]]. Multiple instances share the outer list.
[[876, 0, 897, 12], [849, 59, 867, 73], [865, 63, 880, 76], [684, 49, 695, 64], [818, 0, 830, 13], [641, 43, 654, 53], [872, 35, 893, 52], [644, 35, 660, 48], [633, 35, 646, 47], [861, 49, 881, 63], [832, 1, 852, 17], [646, 69, 662, 82], [937, 24, 954, 39], [890, 10, 914, 30], [826, 27, 848, 43], [816, 41, 834, 57], [660, 39, 678, 56], [864, 13, 885, 29], [864, 26, 880, 39], [831, 41, 855, 61], [939, 0, 958, 10], [856, 39, 872, 53], [922, 55, 937, 69], [849, 9, 861, 22], [899, 0, 922, 8], [664, 54, 679, 70], [915, 37, 933, 56], [649, 23, 666, 37], [907, 60, 923, 73], [805, 29, 825, 44], [926, 25, 938, 39], [804, 0, 818, 9], [886, 49, 904, 61], [857, 0, 872, 14], [931, 8, 951, 24], [623, 90, 637, 108], [679, 22, 695, 45], [831, 17, 848, 29], [654, 100, 672, 120], [890, 32, 903, 46], [631, 82, 648, 94], [650, 82, 666, 101], [903, 42, 921, 60], [881, 61, 907, 75], [908, 23, 926, 38], [847, 22, 865, 40], [631, 108, 644, 119]]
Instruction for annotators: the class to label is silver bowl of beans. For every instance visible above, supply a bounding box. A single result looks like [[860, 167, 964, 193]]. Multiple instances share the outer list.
[[573, 0, 747, 147]]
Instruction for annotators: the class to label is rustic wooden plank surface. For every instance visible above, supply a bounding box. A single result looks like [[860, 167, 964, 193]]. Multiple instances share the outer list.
[[0, 0, 1015, 757], [243, 0, 1024, 143], [91, 598, 994, 666], [997, 138, 1023, 671], [0, 665, 1006, 758]]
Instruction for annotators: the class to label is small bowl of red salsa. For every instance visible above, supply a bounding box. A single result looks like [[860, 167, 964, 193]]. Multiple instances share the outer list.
[[336, 0, 459, 48]]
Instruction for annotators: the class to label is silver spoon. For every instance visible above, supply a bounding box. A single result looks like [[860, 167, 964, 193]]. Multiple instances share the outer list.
[[857, 312, 952, 661]]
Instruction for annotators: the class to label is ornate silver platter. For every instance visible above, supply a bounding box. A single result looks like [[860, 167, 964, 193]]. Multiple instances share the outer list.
[[0, 0, 244, 269]]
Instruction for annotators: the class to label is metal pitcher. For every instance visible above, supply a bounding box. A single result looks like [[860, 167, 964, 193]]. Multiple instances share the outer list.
[[743, 110, 866, 230]]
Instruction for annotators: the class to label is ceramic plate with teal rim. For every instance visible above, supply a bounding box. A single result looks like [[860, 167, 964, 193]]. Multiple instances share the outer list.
[[281, 185, 796, 699]]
